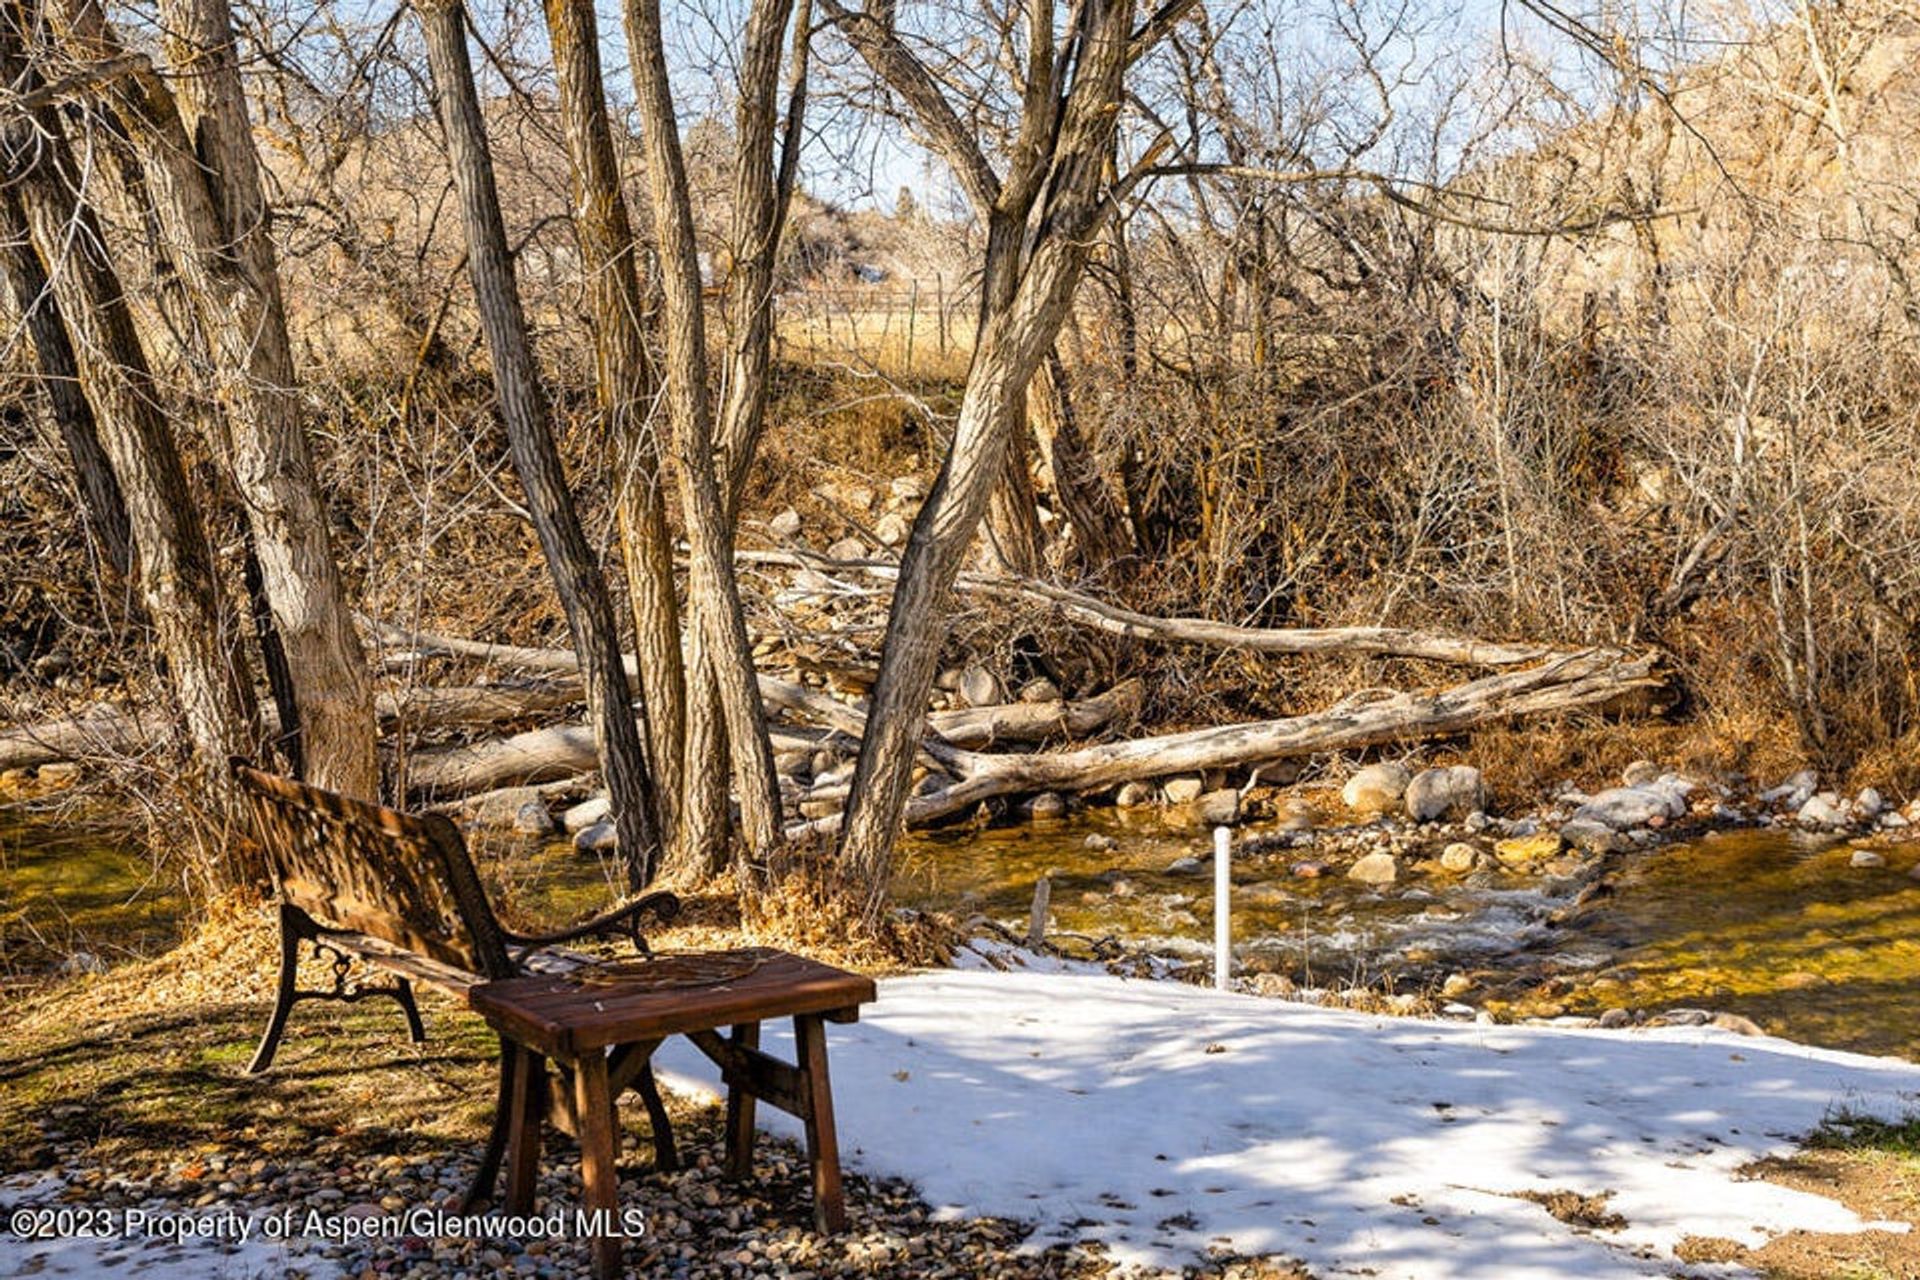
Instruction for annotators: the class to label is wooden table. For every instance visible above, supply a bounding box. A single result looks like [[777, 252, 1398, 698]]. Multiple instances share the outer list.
[[469, 948, 876, 1279]]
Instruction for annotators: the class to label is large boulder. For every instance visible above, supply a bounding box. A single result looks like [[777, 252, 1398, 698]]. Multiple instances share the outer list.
[[1405, 766, 1485, 823], [1343, 763, 1411, 816], [1570, 784, 1686, 831]]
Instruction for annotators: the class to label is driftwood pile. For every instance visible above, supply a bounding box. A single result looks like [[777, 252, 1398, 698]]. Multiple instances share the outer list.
[[0, 555, 1670, 836]]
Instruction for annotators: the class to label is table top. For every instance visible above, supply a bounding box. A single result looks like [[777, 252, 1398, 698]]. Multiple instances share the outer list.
[[470, 947, 877, 1056]]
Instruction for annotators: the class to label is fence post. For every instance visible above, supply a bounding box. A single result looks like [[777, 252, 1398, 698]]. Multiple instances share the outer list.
[[906, 279, 919, 371]]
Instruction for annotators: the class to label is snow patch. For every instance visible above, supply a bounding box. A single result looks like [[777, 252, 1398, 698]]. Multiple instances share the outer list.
[[657, 967, 1920, 1278]]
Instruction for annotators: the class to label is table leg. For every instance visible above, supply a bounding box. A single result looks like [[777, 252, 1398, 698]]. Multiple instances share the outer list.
[[461, 1035, 518, 1210], [724, 1021, 760, 1179], [504, 1045, 546, 1214], [794, 1014, 845, 1233], [573, 1048, 623, 1280]]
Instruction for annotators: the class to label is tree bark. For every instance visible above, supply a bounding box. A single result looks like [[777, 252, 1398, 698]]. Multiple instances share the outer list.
[[539, 0, 685, 845], [621, 0, 786, 867], [1030, 348, 1132, 570], [0, 188, 133, 580], [61, 0, 378, 798], [416, 0, 663, 886], [0, 21, 258, 808]]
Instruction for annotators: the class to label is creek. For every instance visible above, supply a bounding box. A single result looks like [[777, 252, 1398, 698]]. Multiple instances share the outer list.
[[4, 800, 1916, 1060]]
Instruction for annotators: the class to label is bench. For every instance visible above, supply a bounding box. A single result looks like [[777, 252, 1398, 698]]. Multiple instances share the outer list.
[[231, 758, 875, 1268]]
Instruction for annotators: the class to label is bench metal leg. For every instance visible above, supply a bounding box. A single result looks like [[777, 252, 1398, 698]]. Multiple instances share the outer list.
[[462, 1037, 519, 1211], [247, 905, 304, 1074], [724, 1021, 760, 1179], [394, 979, 426, 1043], [795, 1014, 847, 1233], [572, 1050, 624, 1280], [632, 1060, 680, 1172], [248, 905, 431, 1074]]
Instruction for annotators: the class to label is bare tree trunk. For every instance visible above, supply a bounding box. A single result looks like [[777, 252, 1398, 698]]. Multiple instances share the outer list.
[[829, 0, 1138, 913], [0, 26, 258, 807], [622, 0, 787, 866], [1030, 348, 1132, 569], [416, 0, 663, 885], [52, 0, 376, 798], [540, 0, 685, 844], [0, 186, 133, 580], [982, 417, 1044, 574], [665, 0, 815, 882]]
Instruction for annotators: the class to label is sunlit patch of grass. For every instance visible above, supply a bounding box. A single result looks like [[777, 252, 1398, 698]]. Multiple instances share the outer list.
[[1807, 1113, 1920, 1163]]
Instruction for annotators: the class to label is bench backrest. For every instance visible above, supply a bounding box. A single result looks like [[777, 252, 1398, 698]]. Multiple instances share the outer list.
[[231, 759, 514, 980]]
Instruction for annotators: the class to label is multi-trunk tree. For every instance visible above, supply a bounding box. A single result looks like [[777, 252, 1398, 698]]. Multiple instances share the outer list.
[[825, 0, 1196, 914]]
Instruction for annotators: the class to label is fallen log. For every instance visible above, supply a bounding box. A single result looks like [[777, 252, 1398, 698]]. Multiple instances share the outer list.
[[403, 678, 1144, 796], [785, 647, 1668, 838], [0, 703, 167, 771], [0, 682, 582, 772], [735, 550, 1560, 667]]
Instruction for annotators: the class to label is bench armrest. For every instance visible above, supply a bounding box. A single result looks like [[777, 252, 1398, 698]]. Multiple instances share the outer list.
[[500, 890, 681, 954]]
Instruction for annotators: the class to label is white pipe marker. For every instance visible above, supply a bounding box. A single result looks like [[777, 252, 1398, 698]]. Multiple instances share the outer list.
[[1213, 825, 1231, 990]]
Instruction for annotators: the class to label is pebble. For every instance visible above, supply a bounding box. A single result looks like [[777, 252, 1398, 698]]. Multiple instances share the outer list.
[[1849, 849, 1887, 869]]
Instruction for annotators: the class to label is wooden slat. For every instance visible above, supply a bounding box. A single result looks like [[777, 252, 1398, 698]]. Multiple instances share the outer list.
[[313, 929, 483, 998], [469, 952, 875, 1055]]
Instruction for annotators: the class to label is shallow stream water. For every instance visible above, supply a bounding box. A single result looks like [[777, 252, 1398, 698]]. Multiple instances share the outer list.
[[4, 799, 1916, 1060]]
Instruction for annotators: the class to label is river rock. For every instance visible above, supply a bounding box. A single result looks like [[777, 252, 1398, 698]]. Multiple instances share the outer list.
[[958, 665, 1003, 708], [1165, 856, 1206, 877], [1797, 792, 1849, 829], [1849, 848, 1887, 869], [35, 761, 80, 787], [1198, 789, 1242, 826], [1084, 833, 1117, 852], [825, 536, 866, 560], [1163, 776, 1205, 805], [1439, 843, 1478, 873], [1762, 769, 1819, 809], [1348, 852, 1400, 884], [1343, 763, 1411, 815], [1495, 832, 1564, 864], [1405, 766, 1484, 822], [574, 821, 617, 854], [1559, 818, 1624, 854], [512, 800, 555, 836], [890, 475, 927, 503], [1019, 677, 1062, 703], [1621, 759, 1662, 787], [1571, 785, 1685, 831], [768, 507, 802, 539], [1024, 791, 1068, 820], [875, 511, 910, 547], [1115, 781, 1156, 808], [561, 795, 610, 832], [1854, 788, 1885, 820], [1291, 861, 1327, 878], [456, 785, 546, 830]]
